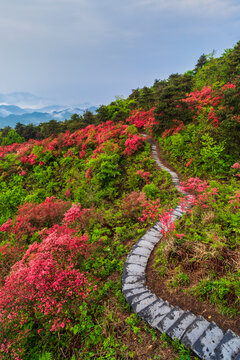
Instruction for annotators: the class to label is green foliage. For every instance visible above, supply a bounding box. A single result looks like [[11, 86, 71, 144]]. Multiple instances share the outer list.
[[168, 266, 189, 288], [193, 274, 240, 316], [200, 134, 226, 174], [38, 353, 52, 360], [1, 129, 24, 146], [143, 183, 159, 199], [160, 333, 196, 360]]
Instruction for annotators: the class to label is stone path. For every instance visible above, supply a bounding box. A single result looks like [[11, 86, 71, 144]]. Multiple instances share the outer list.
[[122, 137, 240, 360]]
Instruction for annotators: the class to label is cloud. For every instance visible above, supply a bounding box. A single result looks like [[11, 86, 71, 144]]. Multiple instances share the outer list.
[[131, 0, 240, 17]]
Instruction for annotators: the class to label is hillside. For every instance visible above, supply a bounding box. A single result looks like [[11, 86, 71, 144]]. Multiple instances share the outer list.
[[0, 41, 239, 359]]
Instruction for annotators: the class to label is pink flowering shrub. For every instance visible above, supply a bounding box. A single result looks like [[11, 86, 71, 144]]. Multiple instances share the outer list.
[[139, 198, 161, 223], [0, 197, 71, 244], [186, 158, 193, 167], [181, 86, 222, 115], [124, 134, 144, 156], [159, 209, 175, 235], [179, 178, 218, 210], [161, 120, 184, 138], [63, 203, 92, 229], [136, 169, 151, 183], [0, 243, 24, 286], [121, 191, 146, 219], [208, 107, 219, 127], [0, 220, 93, 359], [126, 107, 158, 132], [232, 162, 240, 178], [228, 191, 240, 210]]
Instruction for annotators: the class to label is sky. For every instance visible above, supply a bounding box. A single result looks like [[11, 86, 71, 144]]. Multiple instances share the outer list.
[[0, 0, 239, 106]]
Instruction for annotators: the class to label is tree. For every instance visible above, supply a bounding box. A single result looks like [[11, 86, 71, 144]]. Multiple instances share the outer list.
[[83, 110, 95, 125], [96, 105, 109, 124], [194, 54, 207, 74], [1, 129, 25, 145]]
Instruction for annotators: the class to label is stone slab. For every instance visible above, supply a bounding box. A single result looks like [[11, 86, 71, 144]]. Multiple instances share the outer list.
[[122, 282, 146, 293], [132, 295, 158, 313], [181, 316, 210, 348], [140, 300, 172, 327], [126, 254, 149, 266], [167, 310, 196, 341], [146, 228, 160, 236], [124, 287, 148, 303], [215, 330, 240, 360], [192, 322, 224, 359], [157, 306, 185, 333], [142, 234, 160, 245], [130, 290, 154, 306], [136, 239, 155, 250], [122, 274, 145, 285], [130, 246, 152, 258], [124, 263, 146, 276]]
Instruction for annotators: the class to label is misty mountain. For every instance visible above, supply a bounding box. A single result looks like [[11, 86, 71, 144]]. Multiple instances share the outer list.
[[0, 93, 97, 128]]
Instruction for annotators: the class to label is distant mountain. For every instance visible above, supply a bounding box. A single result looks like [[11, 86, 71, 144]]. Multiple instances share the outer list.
[[0, 92, 97, 128], [0, 92, 50, 109]]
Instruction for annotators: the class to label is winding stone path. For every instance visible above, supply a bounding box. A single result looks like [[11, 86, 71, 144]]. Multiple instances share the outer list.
[[122, 136, 240, 360]]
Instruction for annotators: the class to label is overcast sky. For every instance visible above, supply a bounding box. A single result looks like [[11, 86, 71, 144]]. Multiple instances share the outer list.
[[0, 0, 239, 106]]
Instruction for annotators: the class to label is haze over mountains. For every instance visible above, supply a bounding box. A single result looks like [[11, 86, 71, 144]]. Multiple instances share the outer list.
[[0, 92, 97, 128]]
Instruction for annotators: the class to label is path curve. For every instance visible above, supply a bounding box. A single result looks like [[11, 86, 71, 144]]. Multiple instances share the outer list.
[[122, 136, 240, 360]]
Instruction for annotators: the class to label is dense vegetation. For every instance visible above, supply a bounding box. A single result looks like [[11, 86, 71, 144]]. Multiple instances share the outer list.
[[0, 41, 239, 359]]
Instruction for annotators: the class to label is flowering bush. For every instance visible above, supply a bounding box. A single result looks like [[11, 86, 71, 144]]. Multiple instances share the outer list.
[[0, 215, 93, 359], [0, 197, 71, 243], [121, 191, 146, 219], [124, 134, 144, 156], [138, 198, 161, 223], [126, 107, 157, 132], [161, 120, 184, 138], [181, 86, 222, 115], [232, 162, 240, 178], [136, 169, 151, 183]]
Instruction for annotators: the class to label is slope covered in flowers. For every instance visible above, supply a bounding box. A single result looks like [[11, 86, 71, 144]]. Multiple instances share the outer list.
[[0, 41, 239, 359], [0, 121, 183, 359]]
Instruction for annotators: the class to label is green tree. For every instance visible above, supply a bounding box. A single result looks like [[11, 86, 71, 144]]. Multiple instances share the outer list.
[[1, 129, 25, 145], [193, 54, 207, 74]]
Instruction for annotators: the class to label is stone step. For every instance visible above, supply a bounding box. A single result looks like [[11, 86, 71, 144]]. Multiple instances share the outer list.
[[146, 227, 160, 236], [156, 306, 185, 333], [181, 316, 210, 348], [192, 322, 224, 359], [136, 298, 168, 324], [144, 229, 160, 238], [124, 263, 146, 277], [144, 232, 160, 241], [147, 300, 174, 328], [132, 294, 159, 313], [136, 239, 155, 251], [214, 329, 240, 360], [126, 254, 149, 266], [122, 276, 145, 293], [167, 310, 196, 340], [124, 287, 149, 305], [130, 246, 152, 258], [152, 221, 163, 232], [130, 290, 155, 306], [173, 206, 184, 214]]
